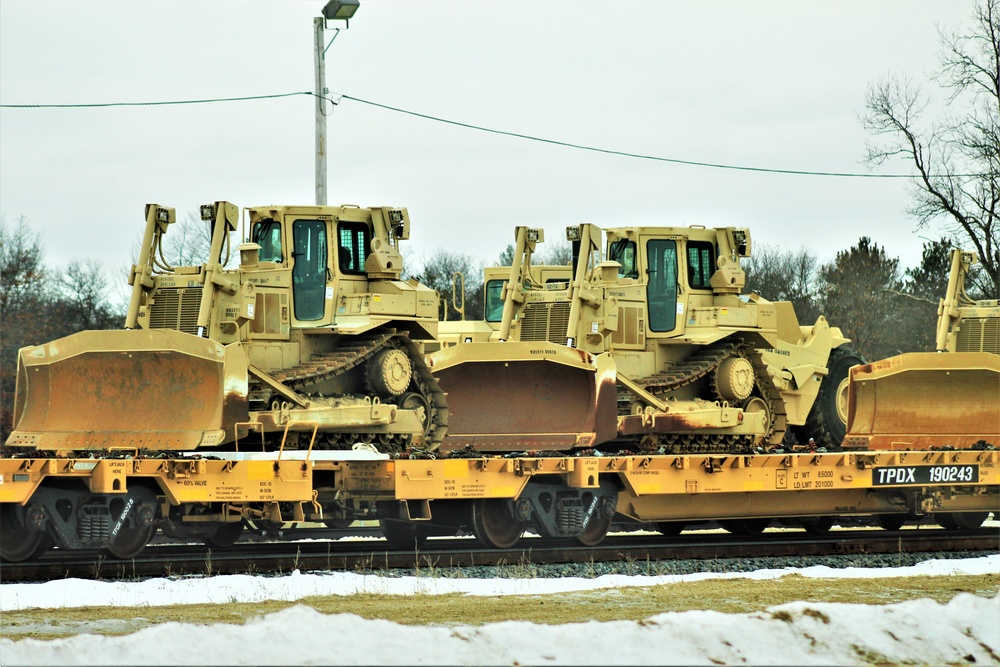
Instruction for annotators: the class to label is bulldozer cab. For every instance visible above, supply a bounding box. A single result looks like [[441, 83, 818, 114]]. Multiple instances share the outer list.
[[239, 204, 429, 335], [484, 264, 572, 323], [604, 224, 750, 320], [495, 223, 756, 353], [431, 264, 573, 351], [126, 202, 421, 342]]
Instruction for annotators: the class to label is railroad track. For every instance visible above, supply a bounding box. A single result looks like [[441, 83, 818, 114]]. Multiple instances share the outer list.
[[2, 527, 996, 583]]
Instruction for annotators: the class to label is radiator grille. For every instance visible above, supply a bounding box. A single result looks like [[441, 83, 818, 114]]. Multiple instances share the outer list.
[[520, 302, 572, 343], [148, 287, 203, 336], [956, 318, 1000, 354]]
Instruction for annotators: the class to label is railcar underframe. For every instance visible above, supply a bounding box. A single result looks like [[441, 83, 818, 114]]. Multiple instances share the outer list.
[[1, 448, 996, 560]]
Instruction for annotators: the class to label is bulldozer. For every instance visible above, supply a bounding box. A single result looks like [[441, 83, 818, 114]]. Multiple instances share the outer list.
[[844, 249, 1000, 450], [428, 223, 865, 454], [5, 201, 448, 454]]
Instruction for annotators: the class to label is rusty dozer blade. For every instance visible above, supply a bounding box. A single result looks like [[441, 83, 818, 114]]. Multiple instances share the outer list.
[[7, 329, 249, 451], [427, 341, 619, 453], [844, 351, 1000, 450]]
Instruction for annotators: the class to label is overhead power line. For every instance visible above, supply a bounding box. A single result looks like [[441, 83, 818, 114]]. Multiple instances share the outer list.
[[0, 92, 307, 108], [0, 90, 967, 179]]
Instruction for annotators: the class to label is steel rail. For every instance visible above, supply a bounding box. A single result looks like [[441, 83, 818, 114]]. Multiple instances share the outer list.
[[1, 527, 996, 583]]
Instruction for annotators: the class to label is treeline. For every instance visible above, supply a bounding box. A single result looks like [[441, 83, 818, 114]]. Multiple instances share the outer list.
[[0, 212, 978, 444], [742, 235, 979, 362], [1, 217, 126, 442]]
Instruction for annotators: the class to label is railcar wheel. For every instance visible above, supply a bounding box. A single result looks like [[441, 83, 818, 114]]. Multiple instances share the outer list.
[[875, 514, 907, 531], [323, 517, 355, 529], [470, 499, 526, 549], [719, 518, 770, 535], [0, 506, 52, 562], [655, 521, 686, 536], [249, 520, 288, 532], [103, 523, 156, 559], [102, 489, 157, 559], [204, 521, 244, 549], [934, 512, 989, 530], [800, 516, 835, 534], [572, 517, 612, 547], [380, 519, 430, 550]]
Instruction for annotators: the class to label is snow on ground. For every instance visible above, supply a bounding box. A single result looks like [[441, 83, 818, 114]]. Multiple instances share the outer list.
[[2, 555, 998, 666], [3, 554, 1000, 612]]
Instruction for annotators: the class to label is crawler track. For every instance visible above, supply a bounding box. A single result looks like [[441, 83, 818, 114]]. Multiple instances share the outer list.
[[624, 341, 784, 453], [253, 329, 448, 452]]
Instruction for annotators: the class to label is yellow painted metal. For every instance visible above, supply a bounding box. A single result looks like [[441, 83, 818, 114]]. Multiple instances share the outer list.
[[335, 449, 999, 499], [845, 351, 1000, 450], [392, 458, 531, 500], [0, 457, 313, 505], [428, 341, 619, 452], [3, 451, 996, 525], [7, 329, 246, 451]]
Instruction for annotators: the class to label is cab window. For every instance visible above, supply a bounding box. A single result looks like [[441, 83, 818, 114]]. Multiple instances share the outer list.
[[251, 219, 282, 263], [687, 241, 715, 290], [337, 222, 370, 275], [609, 238, 638, 278], [485, 279, 505, 321]]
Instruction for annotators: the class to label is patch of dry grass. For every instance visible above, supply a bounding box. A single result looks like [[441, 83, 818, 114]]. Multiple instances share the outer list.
[[1, 573, 996, 641]]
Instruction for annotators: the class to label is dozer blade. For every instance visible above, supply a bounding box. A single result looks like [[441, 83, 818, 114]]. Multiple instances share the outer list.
[[427, 341, 619, 453], [844, 351, 1000, 450], [7, 329, 249, 451]]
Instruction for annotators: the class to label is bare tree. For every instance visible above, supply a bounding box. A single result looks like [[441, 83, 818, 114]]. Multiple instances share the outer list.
[[536, 239, 573, 266], [861, 0, 1000, 297], [0, 215, 49, 314], [413, 249, 484, 321], [56, 259, 123, 331], [163, 210, 216, 267], [742, 244, 822, 325]]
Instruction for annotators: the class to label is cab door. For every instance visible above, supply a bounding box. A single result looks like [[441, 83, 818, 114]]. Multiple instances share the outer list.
[[291, 219, 328, 322], [645, 238, 679, 334]]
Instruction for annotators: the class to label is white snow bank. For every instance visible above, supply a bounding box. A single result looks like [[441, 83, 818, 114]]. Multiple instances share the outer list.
[[2, 593, 997, 666], [3, 553, 998, 612]]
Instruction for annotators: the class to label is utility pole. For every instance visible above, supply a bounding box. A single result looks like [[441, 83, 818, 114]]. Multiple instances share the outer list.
[[314, 0, 360, 206], [314, 16, 328, 206]]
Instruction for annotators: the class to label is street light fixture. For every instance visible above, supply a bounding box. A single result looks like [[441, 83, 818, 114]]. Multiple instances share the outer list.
[[322, 0, 359, 22], [315, 0, 360, 206]]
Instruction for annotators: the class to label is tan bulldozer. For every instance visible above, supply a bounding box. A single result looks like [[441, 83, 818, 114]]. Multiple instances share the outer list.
[[429, 223, 865, 454], [6, 201, 448, 454], [844, 249, 1000, 450]]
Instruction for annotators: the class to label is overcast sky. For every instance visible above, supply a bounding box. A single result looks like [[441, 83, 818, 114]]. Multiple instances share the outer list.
[[0, 0, 973, 284]]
